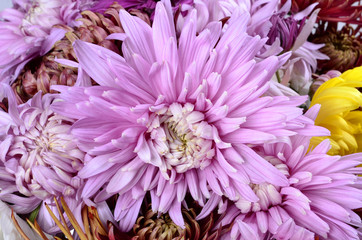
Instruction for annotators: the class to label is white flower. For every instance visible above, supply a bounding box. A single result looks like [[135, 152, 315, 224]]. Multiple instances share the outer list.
[[0, 200, 40, 240]]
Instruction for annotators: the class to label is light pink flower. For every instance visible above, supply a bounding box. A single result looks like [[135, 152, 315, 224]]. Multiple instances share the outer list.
[[53, 0, 327, 231], [207, 106, 362, 239], [0, 84, 85, 233], [0, 0, 97, 83]]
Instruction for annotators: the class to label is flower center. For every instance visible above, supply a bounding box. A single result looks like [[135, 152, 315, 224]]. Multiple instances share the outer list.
[[22, 122, 50, 154], [21, 2, 63, 37], [235, 155, 289, 213], [147, 103, 215, 173], [133, 203, 191, 240]]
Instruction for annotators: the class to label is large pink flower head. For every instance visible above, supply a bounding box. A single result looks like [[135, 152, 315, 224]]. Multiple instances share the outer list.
[[53, 0, 327, 231], [214, 106, 362, 240], [0, 0, 98, 83], [0, 84, 85, 233]]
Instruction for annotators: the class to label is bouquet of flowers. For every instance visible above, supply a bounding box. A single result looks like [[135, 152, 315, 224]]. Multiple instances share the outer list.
[[0, 0, 361, 239]]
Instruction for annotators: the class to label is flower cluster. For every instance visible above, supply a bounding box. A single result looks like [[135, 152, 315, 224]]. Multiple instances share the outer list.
[[0, 0, 361, 240]]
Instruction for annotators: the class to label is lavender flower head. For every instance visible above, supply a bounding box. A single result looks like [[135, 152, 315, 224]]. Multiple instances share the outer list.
[[267, 12, 306, 51], [53, 0, 327, 232], [215, 106, 362, 239], [0, 0, 98, 83], [0, 84, 85, 233], [268, 1, 328, 95]]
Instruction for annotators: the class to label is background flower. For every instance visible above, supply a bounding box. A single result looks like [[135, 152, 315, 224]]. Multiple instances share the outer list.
[[0, 0, 98, 83], [0, 200, 40, 240], [270, 5, 329, 95], [283, 0, 362, 24], [309, 70, 341, 97], [311, 25, 361, 74], [131, 194, 230, 240], [309, 66, 362, 155], [10, 2, 134, 104], [0, 84, 85, 233], [91, 0, 193, 18], [214, 107, 362, 239]]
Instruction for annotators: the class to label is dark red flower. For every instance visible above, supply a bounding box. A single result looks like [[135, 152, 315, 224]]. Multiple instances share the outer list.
[[282, 0, 362, 24], [311, 24, 362, 73]]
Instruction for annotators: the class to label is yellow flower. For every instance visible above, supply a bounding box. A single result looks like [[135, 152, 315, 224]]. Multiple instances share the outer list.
[[310, 66, 362, 155]]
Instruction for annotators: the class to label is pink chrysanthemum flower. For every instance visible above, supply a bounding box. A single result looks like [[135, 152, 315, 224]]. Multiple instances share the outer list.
[[0, 84, 85, 233], [53, 0, 327, 231], [0, 0, 97, 83], [209, 106, 362, 240]]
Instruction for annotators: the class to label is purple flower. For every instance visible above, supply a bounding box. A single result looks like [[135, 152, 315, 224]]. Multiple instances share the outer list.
[[0, 84, 85, 233], [53, 0, 326, 231], [91, 0, 193, 18], [267, 13, 306, 51], [0, 0, 97, 83], [265, 2, 329, 95], [213, 106, 362, 239]]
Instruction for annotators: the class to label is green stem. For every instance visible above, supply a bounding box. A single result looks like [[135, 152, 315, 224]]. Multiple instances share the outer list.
[[276, 70, 281, 83]]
